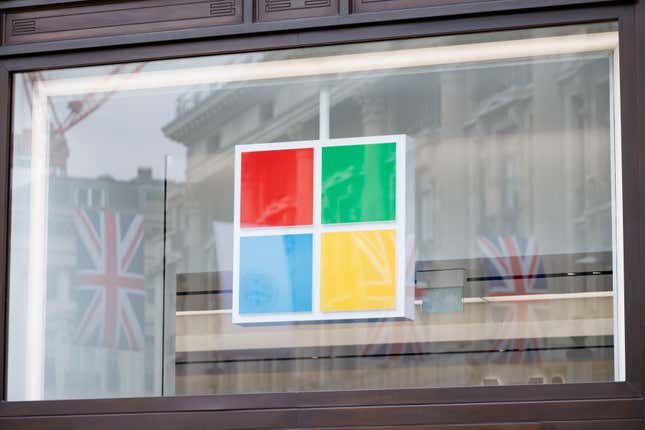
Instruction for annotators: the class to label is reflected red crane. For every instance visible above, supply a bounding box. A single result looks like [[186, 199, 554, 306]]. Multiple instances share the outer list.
[[22, 63, 147, 175]]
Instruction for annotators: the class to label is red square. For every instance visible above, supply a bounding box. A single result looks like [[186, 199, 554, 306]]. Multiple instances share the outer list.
[[240, 148, 313, 227]]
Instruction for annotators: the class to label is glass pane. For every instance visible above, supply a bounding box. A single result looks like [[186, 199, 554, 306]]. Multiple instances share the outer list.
[[7, 22, 622, 400]]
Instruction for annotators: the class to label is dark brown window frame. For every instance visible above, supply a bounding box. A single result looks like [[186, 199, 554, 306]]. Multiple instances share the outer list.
[[0, 1, 643, 428]]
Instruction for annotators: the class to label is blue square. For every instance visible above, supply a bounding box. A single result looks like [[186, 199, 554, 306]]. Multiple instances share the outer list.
[[239, 234, 313, 314]]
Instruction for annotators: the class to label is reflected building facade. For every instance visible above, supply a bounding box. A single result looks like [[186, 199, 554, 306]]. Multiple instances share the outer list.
[[160, 46, 615, 393], [9, 128, 167, 399]]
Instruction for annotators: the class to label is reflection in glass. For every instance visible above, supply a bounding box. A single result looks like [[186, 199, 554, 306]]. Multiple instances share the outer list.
[[239, 234, 313, 314], [240, 148, 314, 227], [7, 22, 621, 400], [321, 143, 397, 224]]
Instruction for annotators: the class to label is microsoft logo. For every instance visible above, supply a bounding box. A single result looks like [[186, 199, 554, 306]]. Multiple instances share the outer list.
[[233, 135, 414, 324]]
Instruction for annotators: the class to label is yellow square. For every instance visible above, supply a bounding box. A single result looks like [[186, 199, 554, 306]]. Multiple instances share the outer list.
[[320, 229, 396, 312]]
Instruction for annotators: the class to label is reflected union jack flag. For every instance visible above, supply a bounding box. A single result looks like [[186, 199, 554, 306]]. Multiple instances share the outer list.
[[360, 240, 422, 361], [75, 209, 145, 350], [478, 236, 548, 363]]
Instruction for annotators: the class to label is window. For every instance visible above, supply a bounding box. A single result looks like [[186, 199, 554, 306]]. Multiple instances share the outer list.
[[7, 22, 622, 400], [77, 187, 106, 208]]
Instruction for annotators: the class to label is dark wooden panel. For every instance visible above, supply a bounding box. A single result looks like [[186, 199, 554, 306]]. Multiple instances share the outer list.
[[351, 0, 475, 13], [0, 401, 640, 429], [0, 64, 10, 400], [0, 383, 639, 418], [255, 0, 339, 22], [615, 0, 644, 392], [3, 0, 243, 45], [295, 399, 643, 427], [312, 426, 543, 430], [0, 0, 619, 11], [0, 2, 627, 58], [547, 421, 642, 430], [0, 418, 639, 430], [635, 0, 645, 400], [313, 422, 642, 430], [0, 409, 296, 430], [347, 0, 622, 14], [0, 419, 641, 430]]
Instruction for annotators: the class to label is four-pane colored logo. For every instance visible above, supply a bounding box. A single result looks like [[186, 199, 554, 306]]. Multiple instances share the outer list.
[[233, 135, 414, 324]]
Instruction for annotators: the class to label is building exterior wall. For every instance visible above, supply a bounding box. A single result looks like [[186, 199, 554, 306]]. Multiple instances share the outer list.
[[0, 1, 643, 429]]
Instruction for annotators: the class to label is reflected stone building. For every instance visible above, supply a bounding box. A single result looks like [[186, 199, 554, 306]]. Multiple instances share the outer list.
[[161, 45, 615, 393]]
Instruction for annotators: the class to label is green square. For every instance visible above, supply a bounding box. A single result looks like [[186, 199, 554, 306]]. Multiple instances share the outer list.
[[322, 142, 396, 224]]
